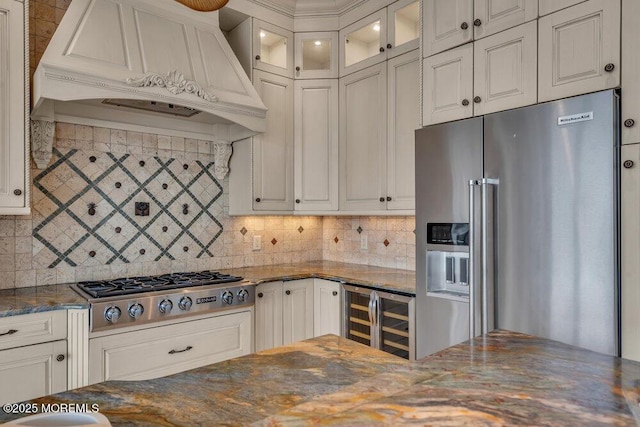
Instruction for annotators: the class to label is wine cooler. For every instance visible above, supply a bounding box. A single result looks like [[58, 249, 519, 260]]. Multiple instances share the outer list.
[[342, 284, 415, 360]]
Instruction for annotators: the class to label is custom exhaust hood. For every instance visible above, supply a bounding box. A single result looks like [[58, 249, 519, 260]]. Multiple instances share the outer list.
[[31, 0, 266, 179]]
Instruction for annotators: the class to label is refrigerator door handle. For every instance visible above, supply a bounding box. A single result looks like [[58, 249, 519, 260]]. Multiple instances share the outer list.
[[481, 178, 499, 335], [468, 179, 480, 341]]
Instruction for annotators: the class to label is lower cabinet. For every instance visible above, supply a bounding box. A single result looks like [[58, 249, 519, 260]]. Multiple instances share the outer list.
[[255, 279, 314, 351], [88, 310, 252, 384], [313, 279, 342, 337], [0, 340, 67, 404], [0, 311, 69, 404]]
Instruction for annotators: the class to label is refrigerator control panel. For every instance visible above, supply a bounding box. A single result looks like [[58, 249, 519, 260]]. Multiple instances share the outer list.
[[427, 250, 470, 298], [427, 223, 469, 246]]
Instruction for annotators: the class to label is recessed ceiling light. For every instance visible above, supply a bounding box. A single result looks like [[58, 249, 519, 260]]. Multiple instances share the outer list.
[[314, 40, 321, 46], [373, 23, 380, 32], [260, 31, 266, 38]]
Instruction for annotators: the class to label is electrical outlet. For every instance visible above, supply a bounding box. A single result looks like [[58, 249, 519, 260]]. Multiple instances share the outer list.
[[360, 234, 368, 250], [253, 235, 261, 251]]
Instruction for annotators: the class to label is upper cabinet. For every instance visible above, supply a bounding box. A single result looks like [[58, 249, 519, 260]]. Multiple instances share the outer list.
[[538, 0, 620, 103], [253, 19, 294, 78], [294, 32, 338, 79], [0, 0, 29, 214], [340, 1, 420, 76], [622, 0, 640, 145], [422, 0, 537, 57], [539, 0, 588, 16]]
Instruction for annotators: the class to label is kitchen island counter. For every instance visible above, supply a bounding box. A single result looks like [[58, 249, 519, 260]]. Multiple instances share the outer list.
[[1, 331, 638, 426], [0, 283, 87, 318]]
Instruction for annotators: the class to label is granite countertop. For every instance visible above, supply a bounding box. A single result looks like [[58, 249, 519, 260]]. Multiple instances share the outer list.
[[0, 284, 88, 318], [2, 331, 639, 426], [0, 261, 415, 318]]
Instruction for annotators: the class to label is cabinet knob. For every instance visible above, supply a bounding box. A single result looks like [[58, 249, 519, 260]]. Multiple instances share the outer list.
[[332, 291, 338, 296], [379, 197, 385, 202], [604, 63, 615, 72], [625, 119, 636, 128], [462, 99, 470, 106], [386, 196, 392, 202], [379, 46, 385, 52], [255, 198, 261, 203], [624, 160, 635, 169], [474, 19, 482, 27], [474, 96, 482, 103], [461, 22, 469, 30], [296, 66, 300, 71], [56, 354, 65, 362], [258, 292, 264, 298], [13, 189, 22, 196], [295, 199, 301, 204], [285, 290, 291, 295], [255, 55, 261, 60], [386, 43, 392, 49]]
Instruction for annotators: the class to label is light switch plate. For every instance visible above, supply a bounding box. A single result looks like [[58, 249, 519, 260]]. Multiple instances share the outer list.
[[253, 235, 261, 251]]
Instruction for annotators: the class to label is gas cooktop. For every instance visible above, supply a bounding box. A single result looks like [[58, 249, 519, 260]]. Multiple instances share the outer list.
[[76, 271, 244, 298]]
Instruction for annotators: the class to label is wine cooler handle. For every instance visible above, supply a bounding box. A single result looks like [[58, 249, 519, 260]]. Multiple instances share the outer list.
[[468, 179, 479, 340], [481, 178, 499, 335]]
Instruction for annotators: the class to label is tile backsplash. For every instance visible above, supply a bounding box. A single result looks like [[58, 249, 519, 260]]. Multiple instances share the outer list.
[[0, 122, 414, 290]]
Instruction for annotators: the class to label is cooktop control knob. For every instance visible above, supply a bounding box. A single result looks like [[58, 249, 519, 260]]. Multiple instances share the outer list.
[[158, 299, 173, 314], [237, 289, 249, 302], [222, 290, 234, 305], [128, 303, 144, 320], [105, 306, 121, 324], [178, 296, 192, 311]]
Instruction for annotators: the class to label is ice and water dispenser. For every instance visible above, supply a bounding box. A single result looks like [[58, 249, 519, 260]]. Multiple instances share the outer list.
[[426, 223, 470, 298]]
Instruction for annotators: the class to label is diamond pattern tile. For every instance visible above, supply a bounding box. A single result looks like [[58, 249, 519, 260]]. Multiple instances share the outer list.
[[334, 237, 339, 243], [384, 239, 390, 247], [357, 226, 363, 234], [271, 238, 278, 245], [240, 227, 248, 236], [32, 148, 224, 268], [298, 226, 304, 234]]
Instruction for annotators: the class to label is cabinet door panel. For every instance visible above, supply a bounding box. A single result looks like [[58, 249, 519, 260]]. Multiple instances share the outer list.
[[387, 50, 419, 210], [255, 281, 283, 351], [422, 44, 473, 126], [622, 144, 640, 362], [539, 0, 587, 16], [538, 0, 620, 103], [294, 80, 338, 211], [340, 10, 387, 76], [0, 340, 67, 404], [313, 279, 342, 337], [473, 21, 537, 116], [340, 63, 388, 211], [0, 0, 27, 211], [387, 0, 420, 59], [622, 0, 640, 145], [423, 0, 473, 57], [474, 0, 538, 39], [253, 19, 294, 78], [282, 279, 314, 345], [294, 31, 338, 79], [252, 70, 294, 211]]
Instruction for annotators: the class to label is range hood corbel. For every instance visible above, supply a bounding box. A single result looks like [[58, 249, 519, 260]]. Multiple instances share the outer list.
[[30, 0, 266, 178]]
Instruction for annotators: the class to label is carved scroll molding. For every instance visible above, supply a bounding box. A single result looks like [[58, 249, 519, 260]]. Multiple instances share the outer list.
[[126, 70, 218, 103], [31, 120, 55, 169], [213, 140, 233, 180]]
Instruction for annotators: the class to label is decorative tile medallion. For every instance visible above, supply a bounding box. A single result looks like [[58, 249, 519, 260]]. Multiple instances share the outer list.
[[334, 237, 339, 243], [298, 226, 304, 234], [357, 226, 363, 234], [240, 227, 248, 236], [384, 239, 390, 247], [32, 148, 224, 268], [271, 238, 278, 245]]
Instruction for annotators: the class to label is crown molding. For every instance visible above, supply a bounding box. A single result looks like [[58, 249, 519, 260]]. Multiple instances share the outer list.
[[245, 0, 365, 18]]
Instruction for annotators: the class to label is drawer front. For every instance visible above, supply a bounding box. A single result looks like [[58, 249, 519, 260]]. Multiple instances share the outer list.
[[0, 311, 67, 351], [89, 310, 252, 384]]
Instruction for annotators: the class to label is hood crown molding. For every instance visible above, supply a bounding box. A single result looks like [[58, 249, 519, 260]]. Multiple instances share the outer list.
[[126, 70, 218, 103]]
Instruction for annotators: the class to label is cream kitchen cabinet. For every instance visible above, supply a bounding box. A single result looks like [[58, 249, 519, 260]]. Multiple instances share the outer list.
[[252, 70, 294, 212], [88, 310, 252, 384], [0, 0, 29, 214], [294, 32, 338, 79], [340, 1, 420, 77], [622, 144, 640, 362], [422, 0, 537, 58], [294, 79, 339, 211], [253, 19, 294, 78], [254, 280, 314, 351], [423, 21, 537, 126], [313, 279, 342, 337], [538, 0, 620, 103], [622, 0, 640, 145], [0, 311, 68, 404]]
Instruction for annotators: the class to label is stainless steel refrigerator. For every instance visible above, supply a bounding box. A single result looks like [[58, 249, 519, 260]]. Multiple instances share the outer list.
[[415, 90, 620, 359]]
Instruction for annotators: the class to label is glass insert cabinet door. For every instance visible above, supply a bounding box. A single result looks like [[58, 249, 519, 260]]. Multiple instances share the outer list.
[[388, 0, 420, 58], [294, 31, 338, 79], [339, 9, 387, 76], [253, 19, 294, 78]]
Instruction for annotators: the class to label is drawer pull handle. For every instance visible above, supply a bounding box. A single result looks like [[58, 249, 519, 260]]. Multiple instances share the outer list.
[[56, 354, 65, 362], [332, 291, 338, 296], [0, 329, 17, 337], [169, 346, 193, 355]]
